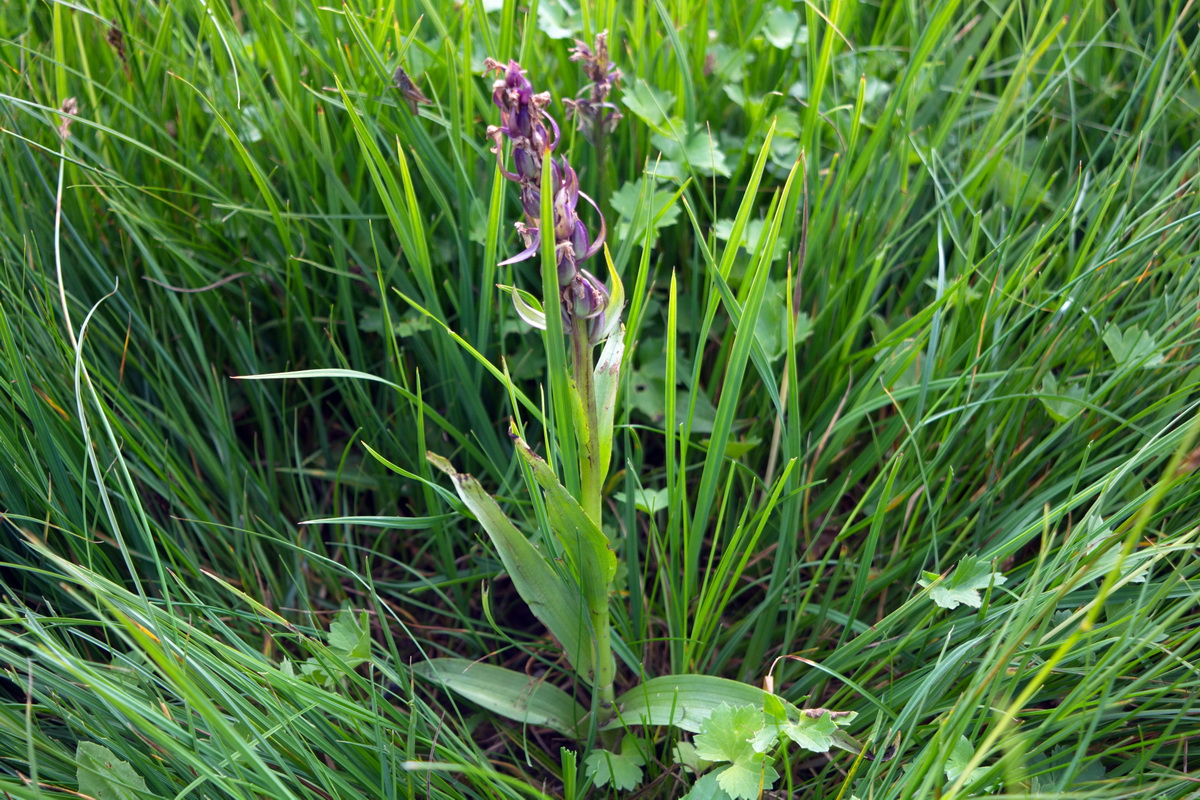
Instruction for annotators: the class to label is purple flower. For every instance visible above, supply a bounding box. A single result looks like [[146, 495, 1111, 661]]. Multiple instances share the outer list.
[[563, 31, 622, 144], [484, 58, 619, 343]]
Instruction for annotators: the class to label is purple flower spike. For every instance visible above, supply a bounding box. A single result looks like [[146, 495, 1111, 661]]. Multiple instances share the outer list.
[[564, 31, 623, 144], [485, 56, 621, 343]]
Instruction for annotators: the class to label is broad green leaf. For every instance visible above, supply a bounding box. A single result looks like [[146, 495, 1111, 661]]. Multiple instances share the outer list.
[[1030, 745, 1107, 791], [653, 129, 731, 177], [614, 487, 670, 515], [1103, 323, 1164, 369], [358, 308, 433, 337], [944, 735, 987, 783], [693, 706, 779, 800], [413, 658, 586, 737], [716, 760, 779, 800], [623, 81, 675, 129], [681, 771, 729, 800], [584, 734, 646, 790], [918, 554, 1006, 609], [755, 281, 813, 360], [674, 741, 714, 773], [1039, 373, 1085, 423], [328, 609, 371, 661], [714, 218, 787, 262], [694, 704, 763, 763], [781, 711, 838, 752], [76, 742, 156, 800], [427, 453, 594, 680], [610, 178, 683, 244], [606, 675, 777, 732], [537, 0, 581, 38], [762, 6, 807, 49]]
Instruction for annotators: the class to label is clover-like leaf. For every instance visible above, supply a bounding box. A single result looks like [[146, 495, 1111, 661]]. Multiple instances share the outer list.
[[328, 608, 372, 661], [674, 741, 715, 774], [623, 81, 676, 129], [692, 705, 779, 800], [1103, 323, 1164, 370], [945, 735, 988, 783], [781, 711, 838, 753], [585, 735, 646, 791], [610, 178, 683, 244], [1039, 372, 1086, 423], [918, 555, 1006, 609], [652, 129, 731, 177], [716, 761, 779, 800], [76, 742, 154, 800], [694, 704, 764, 764]]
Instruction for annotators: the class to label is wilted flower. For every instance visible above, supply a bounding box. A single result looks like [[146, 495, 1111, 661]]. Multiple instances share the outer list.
[[563, 31, 622, 143], [484, 57, 620, 344], [393, 66, 431, 115]]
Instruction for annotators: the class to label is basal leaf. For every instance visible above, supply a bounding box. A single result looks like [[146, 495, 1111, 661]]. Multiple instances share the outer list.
[[781, 711, 838, 752], [76, 742, 156, 800], [584, 735, 646, 790], [693, 704, 763, 763], [681, 770, 730, 800], [623, 81, 675, 129], [1102, 323, 1164, 369], [413, 658, 586, 737], [328, 608, 371, 661], [606, 674, 779, 732], [716, 760, 779, 800], [917, 554, 1006, 609], [1039, 372, 1085, 423]]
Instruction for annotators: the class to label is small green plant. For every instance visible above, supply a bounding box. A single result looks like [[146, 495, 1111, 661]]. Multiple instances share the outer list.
[[411, 55, 883, 797]]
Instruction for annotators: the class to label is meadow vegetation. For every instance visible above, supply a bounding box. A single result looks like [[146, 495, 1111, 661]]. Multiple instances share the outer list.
[[2, 0, 1199, 797]]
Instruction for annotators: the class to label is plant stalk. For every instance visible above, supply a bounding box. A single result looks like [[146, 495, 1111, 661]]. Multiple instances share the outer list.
[[570, 315, 615, 724]]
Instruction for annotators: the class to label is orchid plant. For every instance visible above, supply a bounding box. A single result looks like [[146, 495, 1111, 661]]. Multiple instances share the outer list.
[[415, 46, 884, 798]]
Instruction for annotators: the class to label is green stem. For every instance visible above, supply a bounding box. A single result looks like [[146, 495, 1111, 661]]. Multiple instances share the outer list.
[[570, 315, 615, 725], [571, 317, 603, 526]]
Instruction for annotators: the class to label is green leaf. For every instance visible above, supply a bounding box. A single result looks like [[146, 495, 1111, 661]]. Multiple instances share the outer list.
[[652, 129, 731, 177], [413, 658, 586, 737], [694, 704, 763, 763], [944, 735, 988, 783], [716, 760, 779, 800], [681, 771, 730, 800], [606, 675, 779, 732], [762, 6, 807, 49], [610, 178, 683, 244], [1102, 323, 1164, 369], [918, 555, 1006, 609], [614, 487, 670, 515], [427, 453, 595, 680], [584, 735, 646, 790], [693, 705, 779, 800], [76, 742, 157, 800], [328, 608, 371, 661], [1039, 372, 1085, 423], [511, 432, 617, 591], [714, 219, 787, 262], [1030, 745, 1107, 791], [755, 280, 813, 360], [780, 711, 838, 752], [537, 0, 581, 38], [622, 81, 675, 129], [674, 741, 715, 774], [358, 308, 434, 337]]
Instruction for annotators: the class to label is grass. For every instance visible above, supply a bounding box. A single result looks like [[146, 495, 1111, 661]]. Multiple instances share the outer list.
[[2, 0, 1199, 797]]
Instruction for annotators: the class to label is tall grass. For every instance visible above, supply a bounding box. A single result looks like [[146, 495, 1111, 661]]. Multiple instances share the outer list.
[[2, 0, 1199, 797]]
